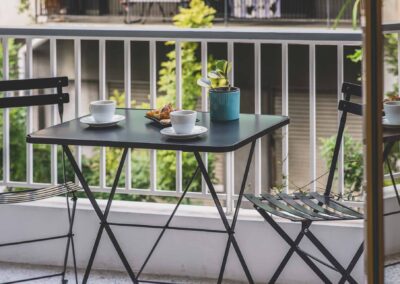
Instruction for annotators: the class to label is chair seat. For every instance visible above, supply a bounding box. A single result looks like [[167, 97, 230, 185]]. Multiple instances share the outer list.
[[245, 192, 363, 222], [0, 182, 81, 204]]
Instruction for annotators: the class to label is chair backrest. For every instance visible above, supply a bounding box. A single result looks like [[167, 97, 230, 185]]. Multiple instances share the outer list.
[[0, 77, 69, 121], [324, 82, 362, 196]]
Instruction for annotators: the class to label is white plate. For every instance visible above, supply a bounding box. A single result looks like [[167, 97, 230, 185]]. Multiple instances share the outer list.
[[80, 114, 125, 128], [383, 117, 400, 129], [160, 126, 208, 139]]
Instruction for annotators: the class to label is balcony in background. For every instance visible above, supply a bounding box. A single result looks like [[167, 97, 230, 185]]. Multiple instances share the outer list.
[[34, 0, 353, 25], [0, 24, 399, 283]]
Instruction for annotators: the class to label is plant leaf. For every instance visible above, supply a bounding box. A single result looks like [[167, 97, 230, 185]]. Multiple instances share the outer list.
[[352, 0, 361, 29], [333, 0, 352, 29], [226, 62, 232, 74], [208, 71, 223, 79], [197, 77, 212, 88], [215, 60, 226, 72]]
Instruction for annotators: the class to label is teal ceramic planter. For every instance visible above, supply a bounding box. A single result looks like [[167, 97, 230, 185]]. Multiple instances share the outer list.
[[209, 87, 240, 122]]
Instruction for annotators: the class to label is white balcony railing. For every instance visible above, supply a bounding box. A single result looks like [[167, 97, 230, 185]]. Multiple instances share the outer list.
[[0, 25, 366, 213]]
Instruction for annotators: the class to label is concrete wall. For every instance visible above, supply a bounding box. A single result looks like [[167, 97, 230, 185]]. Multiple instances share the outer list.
[[0, 198, 365, 283], [383, 0, 400, 23], [0, 0, 34, 26]]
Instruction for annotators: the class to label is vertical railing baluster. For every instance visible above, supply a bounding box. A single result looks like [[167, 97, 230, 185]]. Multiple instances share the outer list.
[[74, 39, 82, 185], [175, 41, 183, 193], [281, 43, 289, 193], [337, 44, 345, 196], [225, 41, 234, 214], [124, 39, 132, 191], [26, 38, 33, 185], [150, 40, 157, 191], [99, 39, 106, 189], [49, 38, 58, 185], [201, 41, 208, 195], [398, 34, 400, 94], [2, 38, 10, 186], [309, 44, 317, 192], [254, 42, 262, 196]]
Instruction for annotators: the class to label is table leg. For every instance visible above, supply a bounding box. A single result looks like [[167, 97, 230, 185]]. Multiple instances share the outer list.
[[63, 146, 138, 284], [384, 141, 400, 210], [194, 148, 255, 284], [136, 166, 200, 279], [217, 141, 256, 283], [383, 141, 395, 162], [82, 147, 130, 282]]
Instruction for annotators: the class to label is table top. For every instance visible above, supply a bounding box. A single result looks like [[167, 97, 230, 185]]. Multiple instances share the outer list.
[[26, 109, 289, 153], [383, 128, 400, 143]]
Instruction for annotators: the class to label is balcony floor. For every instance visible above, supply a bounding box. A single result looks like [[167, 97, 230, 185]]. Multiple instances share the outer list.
[[2, 260, 400, 283], [0, 261, 242, 283], [385, 254, 400, 284]]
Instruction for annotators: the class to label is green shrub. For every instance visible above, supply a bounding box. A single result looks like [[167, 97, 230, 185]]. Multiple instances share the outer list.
[[320, 132, 363, 199]]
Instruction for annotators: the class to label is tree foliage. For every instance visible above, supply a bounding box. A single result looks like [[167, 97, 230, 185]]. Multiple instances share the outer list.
[[320, 132, 363, 199], [155, 0, 217, 192]]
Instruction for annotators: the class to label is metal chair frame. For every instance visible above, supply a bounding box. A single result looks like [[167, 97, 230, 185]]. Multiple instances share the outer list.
[[0, 77, 79, 284], [245, 82, 364, 284]]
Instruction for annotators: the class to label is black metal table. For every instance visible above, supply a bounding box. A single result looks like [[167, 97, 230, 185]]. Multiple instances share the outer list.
[[27, 108, 289, 284]]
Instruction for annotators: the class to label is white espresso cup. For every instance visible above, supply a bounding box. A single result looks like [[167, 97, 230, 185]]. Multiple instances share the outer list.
[[384, 101, 400, 124], [89, 100, 116, 123], [170, 110, 197, 134]]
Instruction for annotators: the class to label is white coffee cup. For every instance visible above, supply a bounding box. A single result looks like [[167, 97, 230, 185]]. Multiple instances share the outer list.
[[384, 101, 400, 124], [170, 110, 197, 134], [89, 100, 116, 123]]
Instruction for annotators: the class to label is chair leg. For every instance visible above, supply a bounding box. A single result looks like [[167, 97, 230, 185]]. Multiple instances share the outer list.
[[338, 242, 364, 284], [304, 228, 358, 284], [70, 196, 78, 284], [270, 222, 310, 283], [255, 208, 331, 283], [61, 193, 78, 283]]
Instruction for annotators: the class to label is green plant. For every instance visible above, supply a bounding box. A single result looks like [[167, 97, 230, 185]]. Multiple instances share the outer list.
[[336, 3, 398, 100], [0, 39, 25, 181], [157, 0, 216, 109], [0, 39, 20, 80], [347, 48, 362, 64], [320, 132, 363, 199], [197, 60, 232, 90], [172, 0, 215, 28], [156, 0, 218, 191], [18, 0, 30, 14], [333, 0, 361, 29]]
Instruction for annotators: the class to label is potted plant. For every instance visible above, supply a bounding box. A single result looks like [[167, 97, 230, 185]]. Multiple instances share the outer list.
[[197, 60, 240, 122]]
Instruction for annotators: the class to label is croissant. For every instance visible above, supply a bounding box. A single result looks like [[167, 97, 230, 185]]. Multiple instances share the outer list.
[[147, 104, 176, 120]]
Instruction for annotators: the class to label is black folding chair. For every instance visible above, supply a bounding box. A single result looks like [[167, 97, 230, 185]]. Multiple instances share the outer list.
[[245, 82, 364, 284], [0, 77, 80, 284]]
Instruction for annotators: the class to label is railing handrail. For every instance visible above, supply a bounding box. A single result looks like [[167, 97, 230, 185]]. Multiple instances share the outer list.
[[0, 25, 362, 42], [382, 22, 400, 33]]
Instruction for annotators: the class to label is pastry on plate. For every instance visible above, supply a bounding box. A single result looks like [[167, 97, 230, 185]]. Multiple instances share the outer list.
[[146, 103, 176, 120]]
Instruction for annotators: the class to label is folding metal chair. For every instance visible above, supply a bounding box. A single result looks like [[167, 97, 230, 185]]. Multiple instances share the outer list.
[[245, 82, 364, 284], [0, 77, 80, 284]]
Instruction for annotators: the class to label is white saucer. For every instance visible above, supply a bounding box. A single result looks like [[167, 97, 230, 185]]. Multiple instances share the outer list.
[[80, 114, 125, 128], [383, 117, 400, 129], [160, 126, 208, 139]]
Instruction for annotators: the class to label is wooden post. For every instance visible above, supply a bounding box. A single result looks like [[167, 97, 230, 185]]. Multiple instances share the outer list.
[[363, 0, 384, 283]]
